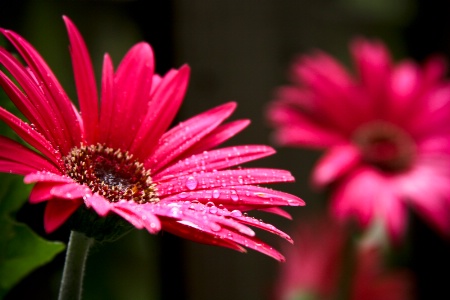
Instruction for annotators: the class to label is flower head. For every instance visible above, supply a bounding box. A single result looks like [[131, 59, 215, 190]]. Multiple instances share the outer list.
[[0, 16, 304, 261], [267, 38, 450, 242], [272, 217, 415, 300]]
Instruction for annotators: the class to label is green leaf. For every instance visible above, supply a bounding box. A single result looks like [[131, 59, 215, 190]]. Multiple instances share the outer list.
[[0, 175, 65, 298]]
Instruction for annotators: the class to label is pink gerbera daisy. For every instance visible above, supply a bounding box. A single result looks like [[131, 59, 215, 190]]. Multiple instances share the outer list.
[[0, 16, 304, 261], [267, 38, 450, 242]]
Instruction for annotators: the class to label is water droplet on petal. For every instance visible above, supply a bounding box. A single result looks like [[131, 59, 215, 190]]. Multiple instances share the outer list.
[[209, 206, 218, 214], [230, 190, 239, 201], [178, 192, 189, 199], [186, 176, 198, 190], [212, 189, 220, 199], [210, 222, 221, 232], [230, 210, 242, 217]]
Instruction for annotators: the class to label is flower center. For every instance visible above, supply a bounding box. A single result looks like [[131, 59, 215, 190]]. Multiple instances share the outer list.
[[353, 121, 416, 172], [64, 144, 159, 204]]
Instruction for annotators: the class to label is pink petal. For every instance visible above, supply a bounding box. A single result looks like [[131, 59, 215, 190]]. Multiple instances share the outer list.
[[63, 16, 99, 144], [268, 104, 345, 148], [110, 206, 145, 229], [387, 61, 420, 120], [107, 43, 155, 150], [51, 183, 92, 199], [157, 169, 295, 197], [258, 207, 292, 219], [146, 102, 237, 173], [160, 185, 304, 208], [409, 86, 450, 136], [351, 38, 392, 101], [0, 51, 63, 146], [114, 201, 162, 233], [0, 161, 45, 176], [160, 219, 246, 253], [0, 106, 62, 167], [148, 201, 287, 261], [234, 213, 293, 243], [98, 53, 114, 144], [0, 136, 59, 174], [30, 182, 64, 203], [181, 119, 250, 157], [292, 52, 360, 131], [24, 171, 73, 184], [377, 187, 406, 243], [2, 29, 82, 150], [396, 163, 450, 235], [331, 167, 381, 228], [155, 145, 275, 180], [130, 66, 190, 159], [44, 199, 82, 233], [313, 144, 361, 187], [84, 194, 112, 217]]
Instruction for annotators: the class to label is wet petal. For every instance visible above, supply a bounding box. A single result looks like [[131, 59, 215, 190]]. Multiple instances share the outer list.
[[84, 194, 112, 217]]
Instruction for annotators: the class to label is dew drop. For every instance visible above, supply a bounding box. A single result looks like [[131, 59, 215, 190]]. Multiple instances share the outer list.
[[230, 190, 239, 201], [230, 210, 242, 217], [169, 207, 182, 218], [178, 192, 189, 199], [212, 189, 220, 199], [210, 222, 221, 232], [209, 205, 218, 214], [186, 176, 198, 190], [288, 199, 301, 206]]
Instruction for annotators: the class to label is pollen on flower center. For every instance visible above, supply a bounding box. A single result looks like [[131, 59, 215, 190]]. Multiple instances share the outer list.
[[353, 121, 416, 172], [64, 144, 159, 204]]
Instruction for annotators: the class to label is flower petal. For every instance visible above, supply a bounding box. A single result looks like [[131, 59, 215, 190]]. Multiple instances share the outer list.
[[64, 16, 99, 144], [98, 53, 115, 144], [331, 168, 380, 228], [155, 145, 275, 180], [113, 201, 162, 234], [24, 171, 73, 184], [84, 194, 112, 217], [0, 136, 59, 174], [181, 119, 250, 157], [146, 102, 237, 173], [107, 43, 155, 150], [30, 182, 64, 203], [157, 168, 295, 197], [51, 183, 91, 199], [44, 199, 82, 233], [2, 29, 82, 151], [130, 65, 190, 159], [160, 185, 304, 208], [313, 144, 361, 187], [0, 106, 62, 167]]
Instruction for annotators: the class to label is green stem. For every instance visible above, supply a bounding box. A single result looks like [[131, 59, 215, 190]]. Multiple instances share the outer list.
[[58, 230, 94, 300]]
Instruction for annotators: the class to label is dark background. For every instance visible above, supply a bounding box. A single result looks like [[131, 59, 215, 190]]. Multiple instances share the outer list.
[[1, 0, 450, 299]]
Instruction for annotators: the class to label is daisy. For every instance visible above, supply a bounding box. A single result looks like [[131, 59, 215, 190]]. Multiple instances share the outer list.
[[0, 16, 304, 261], [267, 38, 450, 242]]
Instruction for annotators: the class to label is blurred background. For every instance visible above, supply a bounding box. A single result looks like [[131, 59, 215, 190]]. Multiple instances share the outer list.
[[1, 0, 450, 299]]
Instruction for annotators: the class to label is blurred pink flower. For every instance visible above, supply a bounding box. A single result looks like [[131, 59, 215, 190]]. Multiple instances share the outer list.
[[0, 16, 304, 260], [272, 218, 414, 300], [267, 38, 450, 242]]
